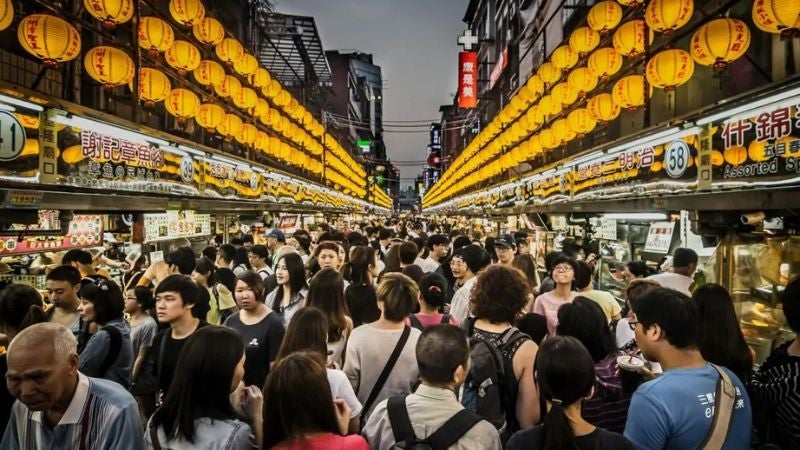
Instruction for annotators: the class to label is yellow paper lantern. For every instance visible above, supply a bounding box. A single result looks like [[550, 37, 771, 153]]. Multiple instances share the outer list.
[[18, 14, 82, 68], [588, 47, 623, 79], [645, 0, 694, 34], [587, 1, 623, 34], [84, 46, 135, 89], [83, 0, 134, 28], [537, 62, 561, 85], [613, 20, 654, 57], [540, 128, 558, 150], [588, 93, 621, 122], [525, 74, 544, 102], [0, 0, 13, 32], [165, 40, 201, 75], [254, 97, 270, 120], [724, 145, 748, 166], [264, 79, 282, 98], [690, 18, 751, 69], [552, 82, 578, 107], [132, 68, 171, 108], [214, 74, 242, 99], [567, 67, 598, 97], [567, 108, 597, 136], [192, 17, 225, 47], [169, 0, 205, 28], [252, 68, 272, 89], [233, 53, 259, 76], [193, 59, 225, 88], [165, 88, 200, 123], [233, 87, 258, 110], [217, 113, 243, 138], [553, 119, 575, 144], [752, 0, 800, 36], [138, 17, 174, 58], [612, 75, 648, 110], [195, 103, 225, 132], [646, 49, 694, 90], [551, 45, 579, 70], [215, 37, 243, 66], [618, 0, 645, 6], [236, 123, 258, 146], [569, 27, 601, 56], [526, 105, 544, 129], [524, 135, 542, 159], [748, 140, 770, 162]]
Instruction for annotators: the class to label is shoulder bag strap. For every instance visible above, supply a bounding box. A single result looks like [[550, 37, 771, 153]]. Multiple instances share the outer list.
[[212, 283, 222, 312], [149, 422, 163, 450], [97, 326, 122, 377], [700, 364, 737, 449], [409, 314, 424, 330], [360, 325, 411, 422], [424, 409, 483, 450], [387, 395, 415, 444], [439, 314, 451, 325]]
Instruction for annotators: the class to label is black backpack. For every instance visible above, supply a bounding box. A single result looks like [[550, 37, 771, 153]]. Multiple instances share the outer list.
[[461, 319, 529, 439], [408, 314, 451, 331], [97, 325, 122, 378], [388, 395, 482, 450]]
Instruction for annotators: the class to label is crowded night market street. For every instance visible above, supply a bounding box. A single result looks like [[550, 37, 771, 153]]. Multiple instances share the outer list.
[[0, 0, 799, 449]]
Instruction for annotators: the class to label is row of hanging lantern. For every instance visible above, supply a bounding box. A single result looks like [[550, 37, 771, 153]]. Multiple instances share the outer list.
[[10, 0, 367, 198], [424, 0, 774, 208]]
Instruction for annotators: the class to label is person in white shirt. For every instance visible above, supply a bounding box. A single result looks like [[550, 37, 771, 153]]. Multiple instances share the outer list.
[[449, 245, 492, 324], [647, 248, 698, 296], [420, 235, 449, 273], [248, 245, 273, 280]]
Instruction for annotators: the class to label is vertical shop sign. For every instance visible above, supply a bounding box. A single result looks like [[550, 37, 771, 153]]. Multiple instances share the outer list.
[[697, 124, 713, 190], [39, 109, 58, 184], [644, 221, 676, 254], [489, 48, 508, 90], [458, 52, 478, 109]]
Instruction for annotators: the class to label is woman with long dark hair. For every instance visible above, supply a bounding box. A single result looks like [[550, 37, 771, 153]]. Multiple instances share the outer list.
[[506, 336, 634, 450], [693, 283, 754, 383], [266, 253, 308, 325], [264, 352, 369, 449], [147, 326, 263, 449], [342, 246, 381, 328], [193, 257, 237, 325], [306, 269, 353, 368], [232, 246, 251, 276]]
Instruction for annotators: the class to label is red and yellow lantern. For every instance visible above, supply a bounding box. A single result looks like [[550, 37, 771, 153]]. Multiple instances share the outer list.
[[567, 108, 597, 136], [690, 18, 751, 69], [587, 1, 623, 34], [588, 47, 623, 79], [645, 0, 694, 34], [537, 62, 561, 86], [165, 88, 201, 124], [196, 103, 225, 131], [252, 68, 272, 89], [18, 14, 81, 68], [233, 53, 259, 76], [214, 74, 242, 99], [236, 123, 258, 146], [165, 40, 201, 75], [587, 93, 620, 123], [132, 68, 171, 108], [567, 67, 598, 97], [84, 46, 135, 88], [526, 74, 544, 101], [138, 16, 174, 59], [169, 0, 205, 28], [83, 0, 134, 29], [193, 59, 225, 88], [646, 49, 694, 90], [613, 20, 653, 57], [215, 37, 243, 66], [551, 45, 578, 70], [233, 87, 258, 110], [569, 27, 600, 56], [192, 17, 225, 47], [0, 0, 13, 32], [612, 75, 649, 110], [752, 0, 800, 36], [217, 113, 243, 139], [552, 82, 578, 108]]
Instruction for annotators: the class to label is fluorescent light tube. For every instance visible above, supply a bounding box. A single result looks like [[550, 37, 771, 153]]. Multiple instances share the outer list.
[[55, 114, 169, 147], [0, 104, 15, 112], [0, 94, 44, 112], [177, 145, 207, 157], [696, 86, 800, 125]]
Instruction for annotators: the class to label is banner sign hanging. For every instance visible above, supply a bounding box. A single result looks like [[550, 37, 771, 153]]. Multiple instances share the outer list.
[[458, 52, 478, 109]]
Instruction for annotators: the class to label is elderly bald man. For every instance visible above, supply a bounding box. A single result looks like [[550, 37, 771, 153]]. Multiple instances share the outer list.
[[1, 323, 144, 450]]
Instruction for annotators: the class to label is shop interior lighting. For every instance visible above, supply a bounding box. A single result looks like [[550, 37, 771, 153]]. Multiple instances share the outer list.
[[54, 114, 169, 147], [603, 212, 669, 221], [0, 94, 44, 112], [696, 86, 800, 126], [0, 104, 15, 112], [176, 144, 207, 157]]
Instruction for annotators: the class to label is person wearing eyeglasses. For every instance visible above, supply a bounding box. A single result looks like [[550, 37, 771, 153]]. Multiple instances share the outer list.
[[533, 255, 578, 336]]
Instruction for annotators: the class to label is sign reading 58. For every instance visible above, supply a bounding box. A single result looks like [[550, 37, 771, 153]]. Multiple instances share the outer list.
[[0, 111, 25, 161], [665, 140, 690, 179]]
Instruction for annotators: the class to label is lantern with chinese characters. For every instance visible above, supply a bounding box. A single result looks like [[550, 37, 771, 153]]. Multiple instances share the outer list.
[[617, 0, 645, 7], [553, 119, 576, 144], [275, 90, 291, 107], [646, 49, 694, 90], [214, 74, 242, 99], [254, 97, 270, 120], [217, 113, 243, 139], [236, 123, 258, 146], [612, 75, 648, 110], [752, 0, 800, 36], [588, 93, 621, 122], [165, 88, 200, 124], [588, 47, 623, 79], [527, 105, 544, 129], [233, 53, 259, 76], [524, 135, 542, 159], [539, 128, 558, 150], [0, 0, 12, 32], [537, 62, 561, 86], [18, 14, 81, 68], [83, 0, 134, 29], [587, 1, 623, 34], [192, 16, 224, 47], [193, 59, 225, 88], [569, 27, 600, 56], [169, 0, 205, 28], [551, 45, 578, 70], [690, 18, 751, 69], [84, 46, 135, 89], [263, 79, 282, 98], [568, 67, 598, 97], [567, 108, 597, 136], [233, 87, 257, 110], [138, 17, 174, 59], [133, 68, 171, 108], [552, 82, 578, 108], [215, 37, 243, 66], [165, 40, 201, 75], [252, 68, 272, 89], [196, 103, 224, 131], [526, 74, 544, 101], [645, 0, 694, 34], [613, 20, 653, 57]]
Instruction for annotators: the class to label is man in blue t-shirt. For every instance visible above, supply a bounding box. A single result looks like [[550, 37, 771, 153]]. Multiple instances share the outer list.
[[624, 287, 752, 450]]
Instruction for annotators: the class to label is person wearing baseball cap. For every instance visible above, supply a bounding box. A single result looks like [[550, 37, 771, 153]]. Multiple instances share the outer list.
[[265, 229, 286, 266], [494, 234, 517, 266]]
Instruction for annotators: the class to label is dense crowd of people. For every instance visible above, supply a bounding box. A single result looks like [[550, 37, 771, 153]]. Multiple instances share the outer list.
[[0, 219, 798, 450]]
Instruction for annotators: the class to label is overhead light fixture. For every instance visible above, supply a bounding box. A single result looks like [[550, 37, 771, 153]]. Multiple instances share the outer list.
[[54, 114, 169, 147], [177, 144, 207, 157], [0, 94, 44, 112], [696, 86, 800, 125], [603, 212, 668, 221], [0, 104, 15, 112], [604, 126, 681, 157]]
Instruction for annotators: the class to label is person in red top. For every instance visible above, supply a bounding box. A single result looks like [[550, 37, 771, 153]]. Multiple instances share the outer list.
[[264, 352, 370, 450], [406, 272, 459, 329]]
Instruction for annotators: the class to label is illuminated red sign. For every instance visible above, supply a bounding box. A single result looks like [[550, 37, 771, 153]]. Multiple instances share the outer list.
[[458, 52, 478, 109]]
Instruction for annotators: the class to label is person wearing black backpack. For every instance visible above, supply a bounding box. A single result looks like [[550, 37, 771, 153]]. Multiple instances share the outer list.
[[462, 265, 540, 441], [407, 272, 459, 330], [363, 325, 501, 450]]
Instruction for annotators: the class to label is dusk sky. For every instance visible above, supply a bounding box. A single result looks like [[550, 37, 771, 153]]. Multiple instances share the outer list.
[[275, 0, 468, 187]]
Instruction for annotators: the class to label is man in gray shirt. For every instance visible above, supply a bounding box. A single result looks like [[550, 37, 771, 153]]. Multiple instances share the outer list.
[[362, 325, 501, 450]]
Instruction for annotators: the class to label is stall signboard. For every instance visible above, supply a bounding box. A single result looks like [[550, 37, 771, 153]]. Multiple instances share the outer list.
[[592, 217, 618, 241], [644, 221, 676, 254], [708, 103, 800, 189], [528, 170, 571, 205], [278, 215, 298, 233], [55, 128, 200, 196], [203, 161, 262, 200], [0, 214, 102, 256], [0, 112, 40, 183], [143, 210, 211, 242]]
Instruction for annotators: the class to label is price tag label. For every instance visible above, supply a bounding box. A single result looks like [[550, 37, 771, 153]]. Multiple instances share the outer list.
[[664, 140, 690, 179], [0, 111, 25, 161], [149, 251, 164, 264], [644, 222, 676, 254]]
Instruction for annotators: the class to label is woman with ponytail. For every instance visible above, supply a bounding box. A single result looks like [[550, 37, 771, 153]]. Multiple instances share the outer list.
[[407, 272, 458, 328], [0, 284, 48, 426], [506, 336, 633, 450]]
